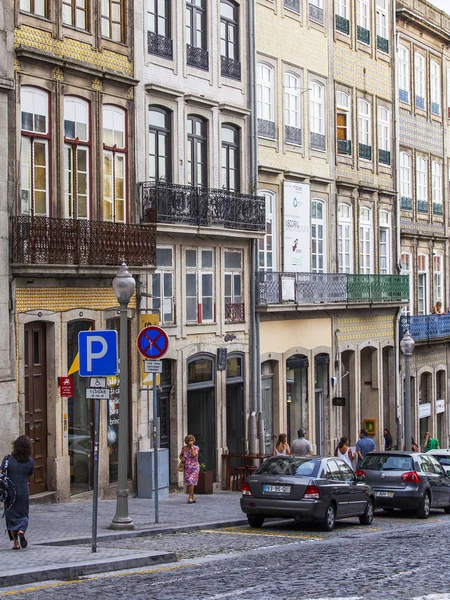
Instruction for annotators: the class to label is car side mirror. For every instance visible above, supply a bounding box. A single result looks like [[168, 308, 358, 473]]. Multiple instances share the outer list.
[[356, 473, 365, 482]]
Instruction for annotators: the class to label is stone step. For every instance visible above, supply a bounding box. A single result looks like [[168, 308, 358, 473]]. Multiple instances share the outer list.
[[30, 491, 57, 505]]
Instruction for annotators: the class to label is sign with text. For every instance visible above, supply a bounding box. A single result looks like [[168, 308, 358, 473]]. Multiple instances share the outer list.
[[86, 388, 110, 400], [144, 360, 163, 373], [59, 376, 74, 397], [283, 181, 311, 272]]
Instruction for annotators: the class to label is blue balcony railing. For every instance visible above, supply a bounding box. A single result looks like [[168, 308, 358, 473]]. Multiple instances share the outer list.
[[400, 314, 450, 342]]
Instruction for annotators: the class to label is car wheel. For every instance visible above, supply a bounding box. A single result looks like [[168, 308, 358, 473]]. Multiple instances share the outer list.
[[416, 492, 431, 519], [359, 498, 374, 525], [247, 515, 264, 528], [321, 502, 336, 532]]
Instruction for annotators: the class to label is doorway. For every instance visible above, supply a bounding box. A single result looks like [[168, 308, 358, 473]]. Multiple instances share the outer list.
[[261, 360, 274, 455], [24, 322, 48, 495], [226, 354, 245, 458]]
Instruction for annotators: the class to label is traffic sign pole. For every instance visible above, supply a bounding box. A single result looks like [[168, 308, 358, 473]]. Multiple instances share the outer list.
[[153, 372, 159, 524], [91, 397, 100, 553]]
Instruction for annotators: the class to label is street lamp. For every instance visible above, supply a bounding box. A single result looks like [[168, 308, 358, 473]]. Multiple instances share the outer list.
[[400, 329, 415, 452], [110, 261, 135, 530]]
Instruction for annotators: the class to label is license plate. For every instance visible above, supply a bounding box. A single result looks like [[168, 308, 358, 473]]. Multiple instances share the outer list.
[[375, 491, 394, 497], [263, 484, 290, 493]]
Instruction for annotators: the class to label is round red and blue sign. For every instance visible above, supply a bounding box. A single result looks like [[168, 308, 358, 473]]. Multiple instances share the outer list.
[[137, 326, 169, 360]]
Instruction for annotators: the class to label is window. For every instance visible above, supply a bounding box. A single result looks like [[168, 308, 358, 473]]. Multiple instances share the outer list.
[[335, 0, 349, 34], [357, 0, 370, 44], [432, 161, 442, 205], [336, 91, 351, 155], [376, 0, 388, 52], [147, 0, 170, 37], [258, 191, 276, 271], [20, 0, 48, 17], [311, 199, 326, 273], [103, 106, 126, 222], [359, 207, 373, 274], [152, 247, 174, 324], [433, 254, 443, 306], [224, 250, 244, 323], [64, 97, 90, 220], [400, 152, 412, 209], [257, 63, 275, 138], [417, 254, 428, 315], [417, 157, 427, 212], [309, 81, 325, 150], [379, 210, 391, 274], [338, 203, 352, 273], [447, 67, 450, 116], [431, 60, 441, 116], [149, 106, 171, 182], [309, 0, 324, 25], [185, 248, 214, 323], [101, 0, 124, 42], [415, 53, 426, 110], [400, 252, 413, 315], [358, 99, 371, 159], [63, 0, 88, 30], [378, 106, 390, 165], [187, 116, 207, 187], [221, 1, 238, 61], [284, 72, 301, 145], [221, 125, 240, 192], [187, 0, 207, 69], [20, 87, 50, 216], [398, 45, 410, 102]]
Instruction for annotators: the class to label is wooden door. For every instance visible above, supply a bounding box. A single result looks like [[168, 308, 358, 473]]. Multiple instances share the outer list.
[[24, 322, 47, 495]]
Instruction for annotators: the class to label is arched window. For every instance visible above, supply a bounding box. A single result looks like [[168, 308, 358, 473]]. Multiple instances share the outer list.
[[284, 72, 301, 144], [103, 106, 127, 223], [336, 91, 351, 155], [256, 63, 275, 138], [311, 199, 326, 273], [379, 210, 391, 274], [64, 97, 90, 220], [20, 86, 50, 216], [359, 207, 373, 274], [149, 106, 171, 182], [187, 0, 207, 68], [221, 125, 240, 192], [338, 203, 352, 273], [309, 81, 325, 150], [187, 116, 207, 187], [400, 152, 412, 208], [258, 190, 276, 272], [398, 45, 410, 102], [220, 1, 238, 61]]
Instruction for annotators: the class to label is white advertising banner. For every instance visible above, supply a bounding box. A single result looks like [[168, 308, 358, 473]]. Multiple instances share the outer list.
[[283, 181, 311, 272]]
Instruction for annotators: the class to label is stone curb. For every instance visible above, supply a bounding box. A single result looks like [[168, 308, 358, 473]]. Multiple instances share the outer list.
[[0, 550, 177, 588]]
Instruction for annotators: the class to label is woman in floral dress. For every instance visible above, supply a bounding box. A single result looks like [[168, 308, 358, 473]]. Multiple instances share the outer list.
[[179, 435, 199, 503]]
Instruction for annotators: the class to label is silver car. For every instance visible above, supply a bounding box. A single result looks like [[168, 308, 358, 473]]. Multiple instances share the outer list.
[[427, 449, 450, 475], [240, 455, 375, 532], [357, 451, 450, 518]]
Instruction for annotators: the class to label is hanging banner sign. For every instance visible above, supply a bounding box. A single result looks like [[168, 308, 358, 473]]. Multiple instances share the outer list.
[[283, 181, 311, 272]]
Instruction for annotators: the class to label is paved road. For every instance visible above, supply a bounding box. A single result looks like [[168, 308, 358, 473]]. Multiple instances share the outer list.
[[2, 510, 450, 599]]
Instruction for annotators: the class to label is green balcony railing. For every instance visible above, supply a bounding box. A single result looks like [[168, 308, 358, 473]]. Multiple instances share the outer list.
[[337, 139, 352, 155], [433, 202, 443, 216], [335, 15, 350, 35], [418, 200, 428, 214], [357, 25, 370, 44], [359, 143, 372, 160], [347, 274, 409, 302], [400, 196, 412, 210], [378, 149, 391, 165], [377, 35, 389, 53]]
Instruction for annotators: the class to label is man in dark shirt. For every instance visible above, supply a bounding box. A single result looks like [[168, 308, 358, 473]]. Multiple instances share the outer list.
[[356, 429, 376, 466]]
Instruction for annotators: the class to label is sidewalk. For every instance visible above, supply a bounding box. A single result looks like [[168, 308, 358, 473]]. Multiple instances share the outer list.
[[0, 492, 246, 588]]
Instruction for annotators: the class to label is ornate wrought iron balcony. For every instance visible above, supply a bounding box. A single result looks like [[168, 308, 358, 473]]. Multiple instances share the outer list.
[[256, 272, 409, 305], [359, 143, 372, 160], [433, 202, 443, 216], [221, 56, 241, 80], [147, 31, 173, 60], [399, 89, 409, 103], [10, 216, 156, 267], [378, 149, 391, 166], [377, 36, 389, 53], [309, 3, 324, 24], [335, 15, 350, 34], [310, 132, 326, 150], [285, 125, 302, 145], [337, 139, 351, 155], [416, 95, 425, 110], [432, 102, 440, 116], [418, 200, 428, 214], [142, 182, 266, 233], [187, 44, 209, 71], [225, 303, 245, 324], [258, 119, 276, 139], [400, 196, 412, 210], [284, 0, 300, 13], [357, 25, 370, 44], [400, 314, 450, 343]]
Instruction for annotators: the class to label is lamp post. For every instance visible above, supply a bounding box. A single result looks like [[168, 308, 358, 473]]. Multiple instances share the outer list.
[[110, 261, 135, 530], [400, 329, 415, 452]]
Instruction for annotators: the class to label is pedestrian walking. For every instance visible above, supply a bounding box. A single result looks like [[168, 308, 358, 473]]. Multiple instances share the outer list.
[[423, 432, 439, 452], [179, 435, 200, 504], [273, 433, 291, 456], [356, 429, 376, 467], [383, 428, 393, 450], [0, 435, 34, 550], [336, 436, 357, 470], [290, 429, 313, 456]]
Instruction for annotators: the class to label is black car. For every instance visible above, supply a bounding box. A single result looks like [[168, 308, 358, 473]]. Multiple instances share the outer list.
[[357, 451, 450, 518], [240, 455, 375, 531]]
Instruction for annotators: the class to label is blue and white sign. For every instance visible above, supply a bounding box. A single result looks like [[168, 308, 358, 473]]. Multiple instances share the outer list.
[[78, 331, 118, 377]]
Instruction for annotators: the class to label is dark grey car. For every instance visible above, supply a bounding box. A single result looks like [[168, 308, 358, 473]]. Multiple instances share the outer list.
[[357, 451, 450, 518], [240, 456, 375, 531]]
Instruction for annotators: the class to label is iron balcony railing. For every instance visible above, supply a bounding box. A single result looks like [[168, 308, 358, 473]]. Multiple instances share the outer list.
[[417, 200, 428, 214], [399, 89, 409, 103], [416, 95, 425, 110], [433, 202, 443, 216], [310, 132, 326, 150], [225, 303, 245, 324], [186, 44, 209, 71], [285, 125, 302, 145], [256, 272, 409, 305], [400, 314, 450, 343], [258, 118, 276, 139], [142, 182, 266, 233], [335, 15, 350, 35], [221, 55, 241, 80], [147, 31, 173, 60], [309, 3, 324, 24], [11, 216, 156, 267], [359, 143, 372, 160], [357, 25, 370, 44], [379, 149, 391, 166], [377, 35, 389, 53], [284, 0, 300, 13], [337, 139, 351, 155], [432, 102, 440, 116], [401, 196, 412, 210]]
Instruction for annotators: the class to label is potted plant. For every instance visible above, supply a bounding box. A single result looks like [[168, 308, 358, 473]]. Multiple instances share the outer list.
[[196, 463, 213, 494]]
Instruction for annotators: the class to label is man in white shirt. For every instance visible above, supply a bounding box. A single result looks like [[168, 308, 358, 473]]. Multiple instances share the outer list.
[[290, 429, 313, 456]]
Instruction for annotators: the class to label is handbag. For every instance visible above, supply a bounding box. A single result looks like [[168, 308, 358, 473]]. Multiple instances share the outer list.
[[0, 455, 16, 514], [177, 460, 185, 472]]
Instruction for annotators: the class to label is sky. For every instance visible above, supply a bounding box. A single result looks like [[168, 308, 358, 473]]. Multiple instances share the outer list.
[[427, 0, 450, 15]]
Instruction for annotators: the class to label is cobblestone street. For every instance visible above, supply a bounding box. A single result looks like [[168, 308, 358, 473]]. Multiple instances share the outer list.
[[2, 510, 450, 599]]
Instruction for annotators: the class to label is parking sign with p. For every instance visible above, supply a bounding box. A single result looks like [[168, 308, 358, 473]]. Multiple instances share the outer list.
[[78, 331, 118, 377]]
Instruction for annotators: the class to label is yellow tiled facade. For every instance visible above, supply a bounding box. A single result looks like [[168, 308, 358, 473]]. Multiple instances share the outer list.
[[15, 288, 136, 314], [336, 315, 396, 345]]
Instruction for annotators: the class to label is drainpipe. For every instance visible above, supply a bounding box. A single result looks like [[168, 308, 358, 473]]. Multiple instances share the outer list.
[[248, 0, 260, 454]]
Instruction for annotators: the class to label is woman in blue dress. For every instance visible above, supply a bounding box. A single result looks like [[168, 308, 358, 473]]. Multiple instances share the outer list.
[[1, 436, 34, 550]]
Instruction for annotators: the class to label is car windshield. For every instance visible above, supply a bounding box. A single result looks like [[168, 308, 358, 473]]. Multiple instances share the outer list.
[[361, 454, 413, 471], [431, 456, 450, 466], [256, 457, 320, 477]]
